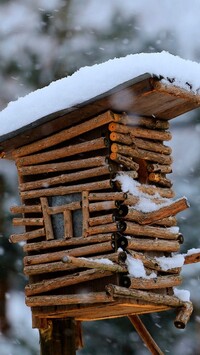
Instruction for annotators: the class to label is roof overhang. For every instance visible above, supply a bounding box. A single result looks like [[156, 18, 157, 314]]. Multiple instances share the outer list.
[[1, 73, 200, 158]]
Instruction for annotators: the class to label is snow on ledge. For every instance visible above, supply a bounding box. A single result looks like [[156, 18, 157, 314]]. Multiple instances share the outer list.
[[0, 51, 200, 137]]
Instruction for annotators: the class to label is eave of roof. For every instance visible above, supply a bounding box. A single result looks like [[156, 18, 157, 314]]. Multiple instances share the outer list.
[[1, 73, 200, 158]]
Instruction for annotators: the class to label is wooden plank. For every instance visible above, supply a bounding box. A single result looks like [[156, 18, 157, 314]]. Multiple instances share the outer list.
[[12, 218, 44, 226]]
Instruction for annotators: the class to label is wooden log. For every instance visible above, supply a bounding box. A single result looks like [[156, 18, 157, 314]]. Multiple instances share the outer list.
[[108, 122, 172, 141], [184, 252, 200, 265], [148, 173, 172, 188], [64, 210, 73, 239], [17, 156, 107, 176], [125, 221, 180, 240], [88, 192, 127, 201], [127, 238, 180, 252], [24, 252, 122, 276], [87, 223, 118, 236], [14, 111, 114, 157], [25, 269, 113, 296], [113, 113, 169, 130], [174, 302, 193, 329], [20, 165, 110, 192], [17, 137, 108, 166], [89, 200, 117, 213], [24, 241, 113, 266], [133, 137, 172, 155], [124, 209, 177, 227], [111, 143, 172, 165], [62, 255, 127, 273], [128, 315, 164, 355], [152, 216, 177, 227], [124, 195, 169, 207], [110, 132, 132, 145], [105, 284, 184, 308], [26, 292, 113, 307], [128, 250, 180, 274], [147, 163, 172, 174], [23, 234, 112, 252], [9, 228, 45, 243], [12, 218, 44, 226], [89, 214, 113, 227], [121, 170, 138, 179], [48, 201, 81, 214], [40, 197, 54, 240], [121, 274, 182, 289], [82, 191, 89, 237], [109, 152, 139, 170], [20, 179, 112, 200], [134, 197, 189, 225], [116, 180, 174, 198], [10, 205, 42, 214]]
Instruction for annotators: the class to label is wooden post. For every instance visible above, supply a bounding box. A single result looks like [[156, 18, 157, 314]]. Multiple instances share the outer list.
[[39, 318, 77, 355]]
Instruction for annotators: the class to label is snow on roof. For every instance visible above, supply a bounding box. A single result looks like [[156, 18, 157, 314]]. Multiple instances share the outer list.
[[0, 51, 200, 137]]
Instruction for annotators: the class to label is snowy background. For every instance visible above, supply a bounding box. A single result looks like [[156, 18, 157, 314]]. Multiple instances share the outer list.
[[1, 1, 200, 354]]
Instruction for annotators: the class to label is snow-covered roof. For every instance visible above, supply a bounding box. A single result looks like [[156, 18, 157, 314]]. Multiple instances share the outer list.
[[0, 51, 200, 155]]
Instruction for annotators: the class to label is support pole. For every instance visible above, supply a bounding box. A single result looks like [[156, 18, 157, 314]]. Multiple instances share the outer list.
[[40, 318, 77, 355]]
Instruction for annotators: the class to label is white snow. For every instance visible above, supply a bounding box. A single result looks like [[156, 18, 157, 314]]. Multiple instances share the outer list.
[[0, 51, 200, 137], [114, 173, 171, 212], [173, 287, 191, 302], [155, 254, 185, 271], [125, 254, 157, 279], [185, 248, 200, 256]]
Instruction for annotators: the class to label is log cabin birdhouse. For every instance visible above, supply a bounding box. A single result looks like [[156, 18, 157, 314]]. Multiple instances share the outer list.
[[1, 52, 200, 353]]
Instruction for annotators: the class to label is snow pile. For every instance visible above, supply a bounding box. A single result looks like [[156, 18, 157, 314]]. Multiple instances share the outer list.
[[114, 173, 170, 212], [185, 248, 200, 256], [155, 254, 185, 271], [0, 51, 200, 137], [125, 254, 157, 279], [173, 287, 191, 302]]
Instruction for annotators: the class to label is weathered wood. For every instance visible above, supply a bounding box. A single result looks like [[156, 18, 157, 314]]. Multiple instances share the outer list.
[[128, 315, 164, 355], [17, 137, 108, 166], [26, 292, 113, 307], [113, 113, 170, 130], [105, 284, 184, 308], [25, 268, 113, 296], [110, 152, 140, 170], [184, 252, 200, 265], [133, 137, 171, 155], [88, 191, 127, 201], [24, 241, 113, 266], [13, 111, 114, 157], [20, 179, 112, 199], [9, 228, 45, 243], [40, 197, 54, 240], [127, 238, 180, 252], [64, 210, 73, 239], [89, 214, 113, 227], [124, 221, 180, 240], [87, 223, 118, 236], [62, 255, 127, 273], [153, 216, 177, 227], [20, 165, 110, 191], [24, 252, 121, 275], [89, 200, 117, 212], [147, 163, 172, 174], [48, 201, 81, 214], [122, 274, 182, 289], [148, 173, 172, 188], [111, 143, 172, 165], [110, 132, 132, 145], [82, 191, 89, 237], [23, 234, 112, 252], [174, 302, 193, 329], [108, 122, 172, 141], [18, 156, 107, 175], [12, 218, 44, 226], [10, 204, 42, 214]]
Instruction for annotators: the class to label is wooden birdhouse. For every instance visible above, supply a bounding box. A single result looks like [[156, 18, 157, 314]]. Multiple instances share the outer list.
[[1, 53, 200, 353]]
